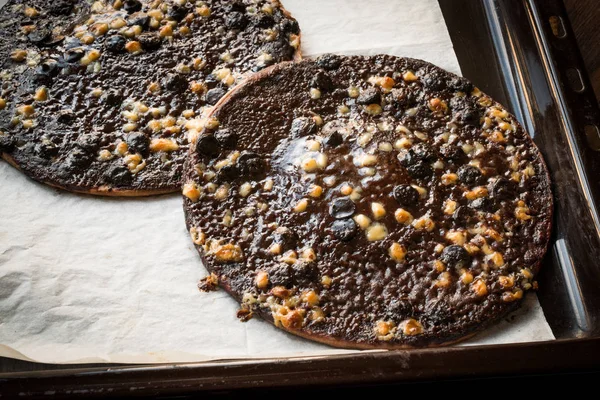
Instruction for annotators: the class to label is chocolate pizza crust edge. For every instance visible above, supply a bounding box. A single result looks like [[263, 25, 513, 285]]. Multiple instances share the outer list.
[[1, 152, 174, 196], [185, 57, 553, 349], [0, 0, 303, 197]]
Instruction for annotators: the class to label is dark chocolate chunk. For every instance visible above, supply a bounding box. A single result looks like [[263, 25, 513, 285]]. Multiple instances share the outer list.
[[254, 14, 275, 28], [310, 71, 333, 92], [106, 35, 127, 53], [163, 73, 188, 91], [422, 73, 446, 91], [393, 184, 420, 206], [215, 129, 237, 149], [226, 12, 249, 30], [272, 227, 298, 249], [34, 142, 59, 159], [167, 5, 188, 21], [205, 88, 227, 105], [469, 197, 493, 211], [330, 219, 358, 242], [489, 177, 517, 200], [100, 90, 123, 106], [128, 14, 150, 29], [49, 0, 76, 16], [324, 132, 344, 148], [357, 88, 381, 105], [65, 48, 85, 63], [440, 245, 471, 269], [126, 132, 149, 154], [27, 26, 52, 45], [449, 76, 474, 93], [196, 134, 221, 158], [406, 160, 432, 179], [138, 33, 161, 50], [57, 109, 75, 124], [316, 54, 343, 70], [123, 0, 142, 14], [237, 151, 264, 177], [329, 197, 356, 219], [457, 165, 484, 185], [103, 164, 133, 185], [290, 117, 317, 138]]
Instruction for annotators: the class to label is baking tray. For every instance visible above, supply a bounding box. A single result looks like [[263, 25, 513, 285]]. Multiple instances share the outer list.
[[1, 0, 600, 396]]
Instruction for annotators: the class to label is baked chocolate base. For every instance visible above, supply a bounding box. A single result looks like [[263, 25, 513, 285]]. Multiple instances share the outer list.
[[183, 56, 552, 348], [0, 0, 301, 195]]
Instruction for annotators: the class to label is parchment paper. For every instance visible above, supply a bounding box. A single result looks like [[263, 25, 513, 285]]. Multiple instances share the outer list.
[[0, 0, 554, 364]]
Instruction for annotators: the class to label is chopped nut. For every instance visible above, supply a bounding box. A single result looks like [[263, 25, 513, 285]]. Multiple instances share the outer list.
[[159, 25, 173, 37], [389, 242, 407, 262], [445, 230, 467, 245], [308, 184, 323, 198], [301, 158, 318, 172], [24, 6, 40, 18], [239, 182, 253, 197], [211, 243, 244, 263], [394, 137, 413, 150], [520, 268, 534, 280], [279, 309, 304, 330], [237, 307, 254, 322], [17, 104, 35, 117], [0, 98, 6, 110], [394, 208, 414, 225], [401, 318, 424, 336], [489, 251, 504, 267], [125, 41, 142, 54], [197, 5, 211, 17], [91, 22, 109, 36], [183, 182, 202, 202], [502, 289, 524, 302], [441, 173, 458, 186], [472, 279, 488, 297], [460, 269, 474, 284], [428, 98, 448, 114], [149, 138, 179, 152], [272, 286, 291, 299], [364, 104, 383, 115], [310, 88, 321, 99], [465, 186, 488, 200], [33, 87, 48, 102], [499, 275, 515, 288], [375, 320, 396, 341], [198, 273, 219, 292], [10, 49, 27, 62], [348, 86, 360, 98], [412, 215, 435, 232], [124, 153, 146, 173], [214, 184, 229, 201], [366, 223, 388, 241], [268, 243, 282, 255], [97, 149, 113, 161], [255, 270, 269, 289], [301, 247, 317, 262], [316, 153, 328, 169], [354, 214, 371, 230], [515, 205, 532, 221], [378, 142, 393, 152], [189, 227, 205, 245], [489, 131, 506, 143], [434, 271, 452, 288], [263, 178, 274, 191], [280, 250, 298, 265], [443, 199, 457, 215], [302, 290, 320, 307], [305, 139, 321, 151], [115, 141, 128, 156], [402, 71, 418, 82], [321, 275, 332, 288], [293, 198, 309, 213], [309, 307, 325, 322], [371, 202, 386, 220], [368, 76, 395, 92]]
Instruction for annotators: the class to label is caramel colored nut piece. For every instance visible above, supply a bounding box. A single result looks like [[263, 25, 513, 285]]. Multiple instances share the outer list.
[[402, 318, 424, 336], [183, 182, 202, 202], [375, 320, 396, 340], [395, 208, 414, 225], [389, 242, 407, 262], [0, 98, 6, 110], [498, 275, 515, 288], [460, 270, 474, 284], [472, 279, 488, 297], [149, 138, 179, 152], [371, 202, 386, 219], [321, 275, 332, 288], [412, 215, 435, 232], [125, 41, 142, 54], [428, 98, 448, 114], [10, 49, 27, 62], [24, 6, 39, 18], [465, 186, 488, 200], [366, 223, 388, 241], [212, 243, 244, 263], [302, 290, 320, 307], [17, 104, 35, 117], [293, 198, 309, 213], [189, 227, 205, 245], [34, 87, 48, 102], [434, 271, 451, 288], [502, 289, 524, 302], [255, 270, 269, 289], [280, 309, 304, 330], [402, 71, 418, 81], [354, 214, 372, 230], [445, 230, 467, 246], [280, 250, 298, 265], [309, 184, 323, 198], [272, 286, 291, 299]]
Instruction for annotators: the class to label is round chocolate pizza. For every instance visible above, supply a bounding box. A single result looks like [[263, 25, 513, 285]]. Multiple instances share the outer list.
[[184, 55, 552, 348], [0, 0, 300, 195]]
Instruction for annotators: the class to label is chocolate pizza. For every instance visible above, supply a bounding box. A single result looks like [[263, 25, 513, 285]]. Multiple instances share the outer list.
[[0, 0, 300, 195], [183, 55, 553, 348]]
